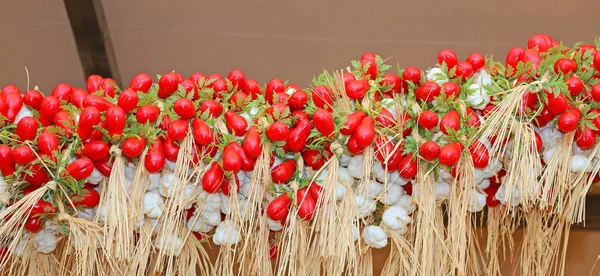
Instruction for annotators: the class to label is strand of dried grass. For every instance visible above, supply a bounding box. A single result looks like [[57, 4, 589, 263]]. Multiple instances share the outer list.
[[357, 247, 374, 276], [275, 196, 310, 276], [154, 134, 194, 274], [237, 212, 272, 276]]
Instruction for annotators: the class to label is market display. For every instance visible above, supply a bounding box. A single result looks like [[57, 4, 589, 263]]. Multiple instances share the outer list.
[[0, 34, 600, 275]]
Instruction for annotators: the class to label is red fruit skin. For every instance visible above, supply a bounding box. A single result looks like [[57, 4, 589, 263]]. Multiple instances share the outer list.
[[345, 79, 369, 100], [440, 110, 460, 135], [347, 135, 364, 155], [77, 106, 101, 140], [158, 72, 180, 99], [419, 141, 440, 161], [202, 162, 224, 193], [484, 183, 501, 207], [243, 79, 262, 100], [398, 154, 417, 179], [0, 145, 15, 177], [455, 62, 474, 80], [106, 107, 126, 139], [267, 193, 291, 221], [23, 90, 44, 110], [374, 136, 394, 163], [528, 34, 554, 53], [144, 148, 165, 173], [289, 90, 308, 110], [266, 122, 290, 141], [265, 78, 285, 104], [129, 73, 153, 93], [534, 131, 543, 152], [506, 47, 525, 73], [468, 141, 490, 168], [402, 66, 421, 91], [417, 110, 438, 130], [221, 175, 241, 196], [296, 187, 316, 221], [222, 144, 243, 172], [311, 86, 333, 111], [575, 127, 596, 150], [163, 138, 180, 162], [83, 94, 115, 112], [546, 91, 568, 115], [265, 103, 289, 120], [241, 126, 262, 159], [438, 142, 463, 166], [522, 49, 541, 71], [225, 111, 248, 136], [360, 52, 379, 80], [168, 119, 189, 142], [593, 83, 600, 102], [302, 149, 326, 170], [53, 110, 74, 137], [227, 69, 246, 90], [375, 108, 396, 128], [136, 105, 160, 124], [355, 117, 375, 147], [122, 136, 146, 158], [466, 53, 485, 71], [192, 118, 214, 146], [1, 85, 20, 97], [24, 217, 44, 233], [199, 100, 223, 118], [442, 82, 461, 98], [465, 108, 481, 127], [86, 75, 103, 93], [52, 83, 73, 102], [71, 88, 88, 108], [37, 132, 59, 157], [566, 77, 583, 96], [189, 72, 206, 86], [437, 49, 458, 69], [341, 111, 367, 136], [286, 120, 312, 153], [271, 160, 296, 184], [24, 165, 50, 186], [82, 140, 110, 161], [66, 158, 94, 180], [12, 145, 34, 165], [557, 109, 581, 133], [594, 52, 600, 71], [38, 96, 60, 127], [93, 157, 113, 177], [554, 58, 577, 75], [117, 89, 139, 114], [99, 78, 117, 97], [313, 109, 335, 138], [381, 74, 402, 94], [16, 117, 38, 142], [415, 81, 441, 102]]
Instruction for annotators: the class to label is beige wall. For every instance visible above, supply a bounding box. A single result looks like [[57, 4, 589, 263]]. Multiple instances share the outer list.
[[0, 0, 84, 92]]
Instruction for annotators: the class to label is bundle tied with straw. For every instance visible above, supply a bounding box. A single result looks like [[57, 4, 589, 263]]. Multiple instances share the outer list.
[[94, 145, 134, 272]]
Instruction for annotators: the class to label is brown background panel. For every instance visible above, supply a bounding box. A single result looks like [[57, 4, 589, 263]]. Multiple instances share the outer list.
[[102, 0, 600, 87], [0, 0, 85, 91]]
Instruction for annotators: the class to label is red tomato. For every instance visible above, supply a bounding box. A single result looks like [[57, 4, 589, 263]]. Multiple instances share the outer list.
[[158, 72, 180, 99], [341, 111, 367, 136], [144, 147, 165, 173], [286, 120, 311, 153], [163, 138, 180, 162], [566, 77, 583, 96], [402, 66, 421, 91], [136, 105, 161, 124], [199, 100, 223, 118], [38, 96, 60, 127], [594, 52, 600, 71], [354, 117, 375, 147], [575, 126, 596, 150], [168, 119, 189, 142], [53, 110, 73, 137], [24, 217, 44, 233], [77, 106, 101, 140], [243, 79, 262, 100], [86, 75, 103, 93], [311, 86, 333, 111], [398, 154, 417, 179], [23, 90, 44, 110], [466, 53, 485, 71], [71, 88, 88, 108], [12, 145, 34, 165], [302, 149, 326, 170], [106, 107, 126, 139], [37, 132, 58, 157], [484, 183, 501, 207], [202, 162, 224, 193], [265, 103, 289, 120], [82, 140, 110, 161], [546, 91, 568, 115], [360, 52, 379, 80], [192, 118, 214, 146], [129, 73, 153, 93], [221, 175, 241, 196], [345, 79, 369, 100], [222, 144, 242, 172], [440, 110, 460, 135], [271, 160, 296, 184], [122, 136, 146, 158], [522, 49, 541, 71], [465, 107, 481, 127], [265, 78, 285, 104], [224, 111, 248, 136], [347, 135, 365, 155], [16, 117, 38, 142], [266, 122, 290, 141], [313, 109, 335, 138], [534, 131, 543, 152], [0, 145, 15, 176], [267, 193, 291, 221], [99, 78, 117, 97], [417, 110, 438, 130], [554, 58, 577, 75], [296, 187, 316, 220], [242, 126, 262, 158], [1, 85, 20, 97], [414, 81, 441, 102], [66, 158, 94, 180], [455, 62, 474, 80], [437, 49, 458, 69], [381, 73, 402, 94], [419, 141, 440, 161], [557, 109, 581, 133], [189, 72, 206, 86], [438, 142, 463, 166], [528, 34, 554, 53], [72, 185, 101, 208], [227, 69, 246, 90], [442, 82, 461, 98], [592, 83, 600, 102], [375, 108, 396, 128], [117, 89, 139, 114], [505, 47, 525, 73], [52, 83, 73, 102], [468, 140, 490, 168], [288, 90, 308, 110]]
